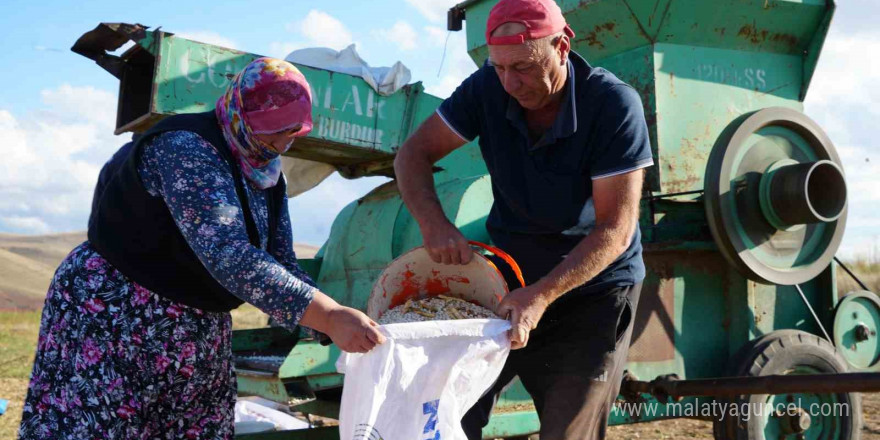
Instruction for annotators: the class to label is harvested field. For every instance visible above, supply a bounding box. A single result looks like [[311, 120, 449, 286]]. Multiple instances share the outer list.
[[4, 308, 880, 439], [1, 243, 878, 439]]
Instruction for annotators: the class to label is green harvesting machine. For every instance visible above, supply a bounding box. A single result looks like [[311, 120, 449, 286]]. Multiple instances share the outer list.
[[73, 0, 880, 437]]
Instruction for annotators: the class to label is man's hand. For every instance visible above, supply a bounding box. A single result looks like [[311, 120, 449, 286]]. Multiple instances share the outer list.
[[422, 220, 473, 265], [496, 284, 551, 349], [394, 113, 470, 265], [324, 306, 386, 353]]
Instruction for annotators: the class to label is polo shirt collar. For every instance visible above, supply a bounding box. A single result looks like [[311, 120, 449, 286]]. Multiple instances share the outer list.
[[503, 55, 579, 151]]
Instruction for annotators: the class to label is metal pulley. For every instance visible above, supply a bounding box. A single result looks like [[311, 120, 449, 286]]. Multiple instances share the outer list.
[[834, 290, 880, 371], [704, 107, 848, 285]]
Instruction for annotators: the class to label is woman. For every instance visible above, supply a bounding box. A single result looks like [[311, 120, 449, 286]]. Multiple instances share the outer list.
[[18, 57, 384, 439]]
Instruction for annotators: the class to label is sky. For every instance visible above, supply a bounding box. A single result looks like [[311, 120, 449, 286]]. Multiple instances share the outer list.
[[0, 0, 877, 260]]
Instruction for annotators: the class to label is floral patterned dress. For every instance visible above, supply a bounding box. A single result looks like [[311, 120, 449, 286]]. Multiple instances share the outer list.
[[19, 130, 318, 440]]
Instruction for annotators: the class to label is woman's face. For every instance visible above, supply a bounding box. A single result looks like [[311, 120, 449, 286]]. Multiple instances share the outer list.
[[253, 124, 303, 153]]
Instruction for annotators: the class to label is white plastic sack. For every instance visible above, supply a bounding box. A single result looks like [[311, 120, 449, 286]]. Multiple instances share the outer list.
[[285, 44, 412, 96], [234, 399, 310, 432], [336, 319, 511, 440], [279, 157, 336, 198]]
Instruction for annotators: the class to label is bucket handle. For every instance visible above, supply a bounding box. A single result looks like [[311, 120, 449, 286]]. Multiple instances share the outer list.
[[468, 240, 525, 289]]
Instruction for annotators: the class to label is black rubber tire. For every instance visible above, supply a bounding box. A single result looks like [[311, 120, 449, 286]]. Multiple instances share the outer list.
[[713, 330, 863, 440]]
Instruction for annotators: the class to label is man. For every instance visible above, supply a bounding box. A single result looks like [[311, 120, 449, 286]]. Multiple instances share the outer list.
[[393, 0, 654, 438]]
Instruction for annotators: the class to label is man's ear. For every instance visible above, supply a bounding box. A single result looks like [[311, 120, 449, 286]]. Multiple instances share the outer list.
[[556, 35, 571, 65]]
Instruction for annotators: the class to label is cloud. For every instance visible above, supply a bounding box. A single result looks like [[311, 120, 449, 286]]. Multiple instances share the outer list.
[[270, 10, 357, 59], [0, 85, 122, 234], [0, 82, 390, 245], [173, 30, 238, 49], [805, 32, 880, 112], [0, 216, 50, 235], [425, 26, 449, 47], [422, 27, 477, 98], [834, 145, 880, 202], [267, 41, 303, 59], [291, 10, 355, 51], [373, 21, 419, 51], [804, 27, 880, 258], [405, 0, 460, 24], [846, 217, 880, 229], [40, 84, 116, 127], [287, 174, 390, 245]]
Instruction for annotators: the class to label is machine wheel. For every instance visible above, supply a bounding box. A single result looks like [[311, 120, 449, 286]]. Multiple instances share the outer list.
[[713, 330, 862, 440]]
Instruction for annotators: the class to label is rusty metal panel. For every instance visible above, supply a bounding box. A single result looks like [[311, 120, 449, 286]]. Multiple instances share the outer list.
[[279, 340, 341, 378], [595, 45, 660, 191], [652, 43, 803, 194]]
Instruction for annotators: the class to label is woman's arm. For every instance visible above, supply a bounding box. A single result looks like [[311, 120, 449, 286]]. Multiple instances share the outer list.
[[138, 131, 383, 351]]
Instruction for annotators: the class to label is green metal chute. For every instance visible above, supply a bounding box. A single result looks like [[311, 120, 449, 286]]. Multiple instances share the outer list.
[[72, 22, 451, 178]]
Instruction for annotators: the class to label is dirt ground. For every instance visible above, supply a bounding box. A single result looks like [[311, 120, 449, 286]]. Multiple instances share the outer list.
[[4, 378, 879, 439], [4, 305, 880, 439], [604, 393, 880, 439]]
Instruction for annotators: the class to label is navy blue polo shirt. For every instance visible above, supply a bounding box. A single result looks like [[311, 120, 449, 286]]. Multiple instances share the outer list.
[[437, 50, 654, 295]]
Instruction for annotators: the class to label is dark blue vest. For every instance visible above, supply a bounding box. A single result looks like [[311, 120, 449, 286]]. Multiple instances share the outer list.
[[88, 111, 286, 312]]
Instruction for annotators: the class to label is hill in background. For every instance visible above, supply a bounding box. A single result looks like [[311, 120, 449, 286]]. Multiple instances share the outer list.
[[1, 230, 876, 310], [0, 232, 87, 310], [0, 232, 319, 310]]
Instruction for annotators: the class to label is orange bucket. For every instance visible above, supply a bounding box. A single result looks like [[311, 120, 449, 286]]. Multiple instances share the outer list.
[[366, 241, 524, 320]]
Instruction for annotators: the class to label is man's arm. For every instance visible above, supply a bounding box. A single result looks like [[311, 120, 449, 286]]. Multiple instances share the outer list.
[[497, 168, 644, 349], [535, 169, 644, 297], [394, 112, 472, 264]]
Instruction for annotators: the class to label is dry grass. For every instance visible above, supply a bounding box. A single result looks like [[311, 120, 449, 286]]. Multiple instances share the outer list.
[[0, 309, 41, 439], [231, 303, 272, 330], [0, 236, 877, 439], [0, 232, 86, 310], [838, 260, 880, 296], [4, 308, 880, 439], [0, 232, 88, 267], [0, 231, 318, 312]]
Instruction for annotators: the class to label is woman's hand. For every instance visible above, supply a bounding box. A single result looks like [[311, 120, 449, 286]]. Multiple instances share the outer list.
[[325, 306, 386, 353], [300, 291, 386, 353]]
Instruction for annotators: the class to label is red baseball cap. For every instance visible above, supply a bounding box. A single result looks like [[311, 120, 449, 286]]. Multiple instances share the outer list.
[[485, 0, 575, 46]]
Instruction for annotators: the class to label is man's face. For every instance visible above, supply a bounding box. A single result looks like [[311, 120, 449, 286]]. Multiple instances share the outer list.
[[487, 36, 568, 111]]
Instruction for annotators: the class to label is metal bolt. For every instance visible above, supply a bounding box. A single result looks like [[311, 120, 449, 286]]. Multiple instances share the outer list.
[[776, 407, 811, 435], [855, 323, 871, 342]]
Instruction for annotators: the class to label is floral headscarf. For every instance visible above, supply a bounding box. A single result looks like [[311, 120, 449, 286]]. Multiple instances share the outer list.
[[215, 57, 313, 189]]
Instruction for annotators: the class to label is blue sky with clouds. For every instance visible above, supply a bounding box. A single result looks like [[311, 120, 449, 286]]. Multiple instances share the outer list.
[[0, 0, 877, 259]]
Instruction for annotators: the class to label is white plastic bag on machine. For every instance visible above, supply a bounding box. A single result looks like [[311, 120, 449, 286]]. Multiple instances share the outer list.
[[285, 44, 412, 97], [336, 319, 512, 440], [280, 44, 412, 197]]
